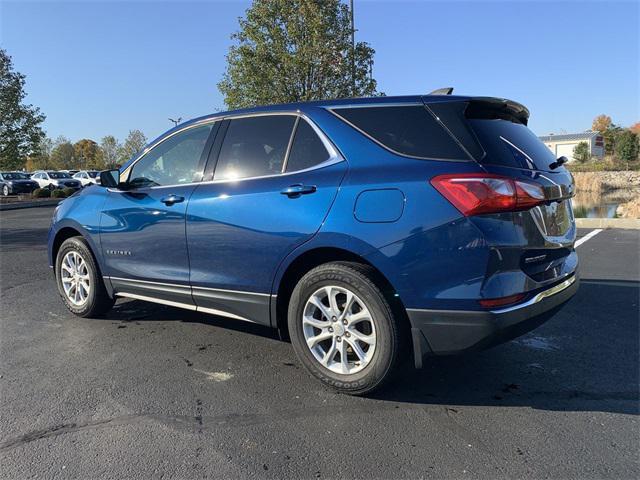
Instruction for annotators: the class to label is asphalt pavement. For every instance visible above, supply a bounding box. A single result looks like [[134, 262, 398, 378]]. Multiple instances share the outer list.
[[0, 207, 638, 479]]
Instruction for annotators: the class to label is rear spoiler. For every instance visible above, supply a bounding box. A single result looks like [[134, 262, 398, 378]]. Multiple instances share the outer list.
[[463, 97, 530, 126], [421, 96, 531, 161]]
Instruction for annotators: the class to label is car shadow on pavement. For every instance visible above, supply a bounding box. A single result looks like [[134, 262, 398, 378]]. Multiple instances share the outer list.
[[105, 280, 638, 416]]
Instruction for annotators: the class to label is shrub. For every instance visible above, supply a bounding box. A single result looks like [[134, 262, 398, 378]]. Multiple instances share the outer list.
[[573, 142, 591, 163], [62, 187, 76, 197], [32, 188, 51, 198], [51, 189, 67, 198]]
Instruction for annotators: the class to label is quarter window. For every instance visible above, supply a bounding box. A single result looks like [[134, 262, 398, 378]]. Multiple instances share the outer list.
[[285, 119, 330, 172], [214, 115, 296, 181], [332, 105, 468, 160], [128, 123, 214, 188]]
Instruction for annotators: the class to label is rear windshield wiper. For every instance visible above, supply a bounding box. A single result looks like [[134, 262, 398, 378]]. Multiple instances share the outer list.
[[549, 156, 568, 170]]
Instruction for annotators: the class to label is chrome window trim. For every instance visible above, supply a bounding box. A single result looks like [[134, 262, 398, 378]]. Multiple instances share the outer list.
[[118, 111, 344, 189], [328, 105, 473, 163], [120, 119, 219, 184]]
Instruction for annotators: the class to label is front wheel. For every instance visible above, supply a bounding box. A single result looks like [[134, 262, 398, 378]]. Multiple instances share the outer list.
[[2, 185, 9, 196], [288, 262, 400, 395], [55, 237, 114, 317]]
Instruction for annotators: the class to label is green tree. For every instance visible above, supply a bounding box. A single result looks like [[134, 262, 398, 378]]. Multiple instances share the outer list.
[[74, 139, 103, 169], [602, 124, 623, 156], [0, 48, 46, 170], [50, 136, 75, 170], [100, 135, 121, 168], [573, 141, 590, 163], [118, 130, 147, 164], [615, 130, 639, 167], [218, 0, 380, 109]]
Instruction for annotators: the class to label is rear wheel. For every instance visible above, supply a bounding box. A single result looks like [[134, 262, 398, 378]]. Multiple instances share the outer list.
[[55, 237, 114, 317], [2, 185, 9, 196], [288, 262, 400, 395]]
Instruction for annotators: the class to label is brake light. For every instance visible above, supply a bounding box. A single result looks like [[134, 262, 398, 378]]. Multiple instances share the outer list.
[[430, 174, 545, 216]]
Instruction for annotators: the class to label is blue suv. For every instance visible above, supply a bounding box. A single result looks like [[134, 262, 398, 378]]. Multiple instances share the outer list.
[[48, 93, 578, 394]]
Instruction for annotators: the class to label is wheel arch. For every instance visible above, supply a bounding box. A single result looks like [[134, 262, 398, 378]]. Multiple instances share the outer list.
[[273, 246, 409, 342]]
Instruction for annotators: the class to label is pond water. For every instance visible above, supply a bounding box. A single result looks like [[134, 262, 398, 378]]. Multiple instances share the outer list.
[[571, 190, 635, 218], [572, 200, 620, 218]]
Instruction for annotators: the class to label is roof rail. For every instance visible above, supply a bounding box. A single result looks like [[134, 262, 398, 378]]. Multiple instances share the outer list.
[[428, 87, 454, 95]]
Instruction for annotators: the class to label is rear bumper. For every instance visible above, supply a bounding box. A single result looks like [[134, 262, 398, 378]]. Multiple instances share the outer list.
[[408, 274, 579, 368]]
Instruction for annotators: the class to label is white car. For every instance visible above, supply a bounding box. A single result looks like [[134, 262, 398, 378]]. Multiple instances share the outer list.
[[31, 171, 82, 190], [73, 170, 101, 187]]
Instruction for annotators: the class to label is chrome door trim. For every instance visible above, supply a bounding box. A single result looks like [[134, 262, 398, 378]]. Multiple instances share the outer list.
[[115, 292, 197, 311], [106, 276, 272, 297]]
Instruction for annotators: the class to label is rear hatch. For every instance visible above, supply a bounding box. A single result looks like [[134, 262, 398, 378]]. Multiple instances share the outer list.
[[424, 96, 577, 288], [424, 96, 575, 240]]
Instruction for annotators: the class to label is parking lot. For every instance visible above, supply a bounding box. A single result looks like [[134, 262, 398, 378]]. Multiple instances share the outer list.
[[0, 206, 638, 479]]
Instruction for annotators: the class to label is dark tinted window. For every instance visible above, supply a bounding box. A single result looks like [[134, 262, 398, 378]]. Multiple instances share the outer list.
[[129, 123, 213, 187], [285, 120, 330, 172], [469, 119, 557, 171], [215, 115, 295, 180], [333, 105, 468, 160]]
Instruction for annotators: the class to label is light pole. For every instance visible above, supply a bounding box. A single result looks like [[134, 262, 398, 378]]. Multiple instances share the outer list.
[[169, 117, 182, 128], [350, 0, 356, 97]]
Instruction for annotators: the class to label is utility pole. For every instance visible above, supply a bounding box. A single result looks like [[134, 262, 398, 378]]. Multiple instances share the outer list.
[[350, 0, 356, 97], [169, 117, 182, 127]]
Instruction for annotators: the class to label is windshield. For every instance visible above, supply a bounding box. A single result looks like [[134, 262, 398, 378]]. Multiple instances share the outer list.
[[1, 172, 29, 179], [469, 119, 558, 171], [49, 172, 71, 179]]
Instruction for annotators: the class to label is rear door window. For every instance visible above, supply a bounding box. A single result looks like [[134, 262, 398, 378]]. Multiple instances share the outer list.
[[214, 115, 296, 180], [284, 119, 330, 172], [332, 105, 469, 160]]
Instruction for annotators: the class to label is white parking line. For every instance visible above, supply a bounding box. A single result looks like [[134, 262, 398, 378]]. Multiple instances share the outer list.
[[575, 228, 603, 248]]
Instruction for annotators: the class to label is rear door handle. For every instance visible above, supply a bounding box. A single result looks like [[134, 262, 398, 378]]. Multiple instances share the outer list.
[[161, 194, 185, 206], [280, 184, 317, 197]]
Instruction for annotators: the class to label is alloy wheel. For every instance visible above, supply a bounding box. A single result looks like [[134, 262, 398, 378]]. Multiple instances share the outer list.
[[60, 251, 91, 306], [302, 286, 376, 375]]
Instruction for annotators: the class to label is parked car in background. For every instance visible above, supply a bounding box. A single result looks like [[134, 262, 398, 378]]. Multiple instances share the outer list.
[[73, 170, 101, 187], [48, 92, 578, 394], [59, 170, 80, 176], [32, 171, 81, 190], [0, 171, 39, 196]]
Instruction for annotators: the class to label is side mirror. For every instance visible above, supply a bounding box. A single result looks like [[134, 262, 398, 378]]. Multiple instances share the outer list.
[[99, 169, 121, 188]]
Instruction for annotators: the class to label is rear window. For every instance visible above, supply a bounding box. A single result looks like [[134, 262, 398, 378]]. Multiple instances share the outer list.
[[468, 119, 558, 171], [332, 105, 469, 160]]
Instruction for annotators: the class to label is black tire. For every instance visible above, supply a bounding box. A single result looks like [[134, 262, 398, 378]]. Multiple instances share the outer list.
[[288, 261, 400, 395], [55, 237, 114, 317], [48, 184, 55, 191], [2, 185, 9, 196]]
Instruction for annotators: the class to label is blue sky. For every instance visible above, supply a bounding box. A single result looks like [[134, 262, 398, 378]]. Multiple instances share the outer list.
[[1, 0, 638, 143]]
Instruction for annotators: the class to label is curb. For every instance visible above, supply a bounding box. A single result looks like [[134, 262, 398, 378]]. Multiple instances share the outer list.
[[575, 218, 640, 229], [0, 199, 62, 211]]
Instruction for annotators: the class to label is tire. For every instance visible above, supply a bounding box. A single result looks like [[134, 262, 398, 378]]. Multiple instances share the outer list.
[[55, 237, 114, 317], [2, 185, 9, 196], [288, 262, 400, 395], [48, 184, 55, 191]]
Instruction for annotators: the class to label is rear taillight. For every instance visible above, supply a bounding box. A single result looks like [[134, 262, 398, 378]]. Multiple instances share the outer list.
[[430, 174, 545, 216]]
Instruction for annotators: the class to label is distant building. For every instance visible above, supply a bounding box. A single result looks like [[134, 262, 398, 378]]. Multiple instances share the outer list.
[[538, 131, 605, 162]]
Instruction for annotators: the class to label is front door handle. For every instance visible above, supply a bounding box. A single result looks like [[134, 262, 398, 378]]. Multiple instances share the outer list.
[[161, 194, 185, 206], [280, 184, 317, 197]]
